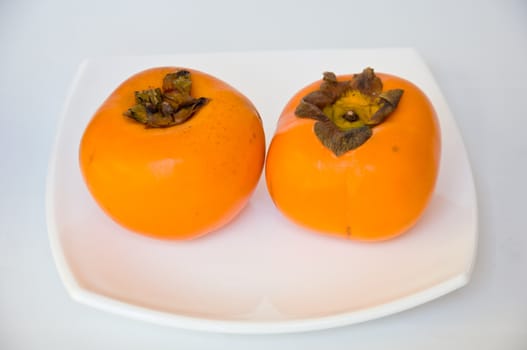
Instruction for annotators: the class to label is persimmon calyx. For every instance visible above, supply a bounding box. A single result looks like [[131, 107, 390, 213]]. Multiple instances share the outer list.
[[124, 70, 209, 128], [295, 68, 404, 156]]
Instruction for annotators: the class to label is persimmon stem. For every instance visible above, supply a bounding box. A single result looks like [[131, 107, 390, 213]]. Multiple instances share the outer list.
[[124, 70, 209, 128], [295, 68, 404, 156]]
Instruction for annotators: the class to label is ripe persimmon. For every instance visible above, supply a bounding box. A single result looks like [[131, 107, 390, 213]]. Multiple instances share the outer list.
[[265, 68, 441, 241], [79, 67, 265, 240]]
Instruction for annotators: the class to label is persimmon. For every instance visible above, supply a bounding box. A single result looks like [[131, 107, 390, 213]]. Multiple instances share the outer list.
[[79, 67, 265, 240], [265, 68, 441, 241]]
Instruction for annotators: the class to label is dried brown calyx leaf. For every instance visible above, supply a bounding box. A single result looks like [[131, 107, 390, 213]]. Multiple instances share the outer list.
[[314, 120, 372, 157], [295, 67, 404, 156], [124, 70, 209, 128]]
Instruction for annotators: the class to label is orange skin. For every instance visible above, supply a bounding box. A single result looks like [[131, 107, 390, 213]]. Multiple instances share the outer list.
[[80, 67, 265, 240], [265, 73, 441, 241]]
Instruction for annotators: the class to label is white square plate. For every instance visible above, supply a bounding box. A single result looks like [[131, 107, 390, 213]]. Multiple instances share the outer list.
[[46, 49, 477, 334]]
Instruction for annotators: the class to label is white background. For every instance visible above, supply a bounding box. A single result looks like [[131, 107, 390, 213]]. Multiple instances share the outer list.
[[1, 0, 526, 349]]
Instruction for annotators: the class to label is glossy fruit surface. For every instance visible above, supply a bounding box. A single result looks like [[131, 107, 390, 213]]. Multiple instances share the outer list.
[[80, 67, 265, 239], [265, 72, 440, 241]]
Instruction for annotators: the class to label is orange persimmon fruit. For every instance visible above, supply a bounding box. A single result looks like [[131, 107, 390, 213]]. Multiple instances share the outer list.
[[79, 67, 265, 240], [265, 68, 441, 241]]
